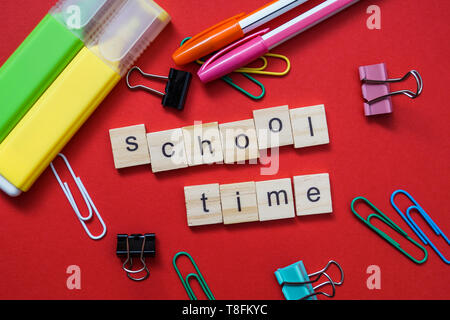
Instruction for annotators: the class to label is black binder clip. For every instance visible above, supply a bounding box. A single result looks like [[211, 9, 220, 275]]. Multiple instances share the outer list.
[[126, 66, 192, 110], [116, 233, 156, 281]]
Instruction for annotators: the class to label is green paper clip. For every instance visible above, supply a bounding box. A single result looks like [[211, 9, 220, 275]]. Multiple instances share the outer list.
[[173, 251, 215, 300], [351, 196, 428, 264]]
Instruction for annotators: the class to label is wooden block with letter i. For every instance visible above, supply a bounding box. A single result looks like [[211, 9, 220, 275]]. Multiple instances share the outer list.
[[253, 105, 294, 149], [255, 178, 295, 221], [290, 105, 329, 148], [293, 173, 332, 216], [184, 183, 223, 226], [147, 128, 188, 173], [220, 181, 259, 224], [219, 119, 259, 164], [109, 124, 151, 169]]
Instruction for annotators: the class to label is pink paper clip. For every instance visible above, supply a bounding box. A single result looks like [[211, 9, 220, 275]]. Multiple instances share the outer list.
[[359, 63, 423, 116]]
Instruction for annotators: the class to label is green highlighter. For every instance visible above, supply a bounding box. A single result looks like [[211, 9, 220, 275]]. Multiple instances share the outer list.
[[0, 0, 123, 143]]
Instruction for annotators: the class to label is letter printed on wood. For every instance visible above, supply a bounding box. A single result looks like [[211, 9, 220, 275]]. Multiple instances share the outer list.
[[109, 124, 151, 169], [253, 105, 294, 149], [290, 105, 330, 148], [255, 178, 295, 221], [220, 181, 259, 224], [293, 173, 332, 216], [182, 122, 223, 166], [147, 128, 188, 173], [219, 119, 259, 164], [184, 183, 223, 226]]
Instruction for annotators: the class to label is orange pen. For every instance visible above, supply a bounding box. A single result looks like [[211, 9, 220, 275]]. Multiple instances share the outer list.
[[172, 0, 308, 65]]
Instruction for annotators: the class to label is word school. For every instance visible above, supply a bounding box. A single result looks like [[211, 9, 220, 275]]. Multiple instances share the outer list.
[[184, 173, 332, 227], [109, 105, 330, 173]]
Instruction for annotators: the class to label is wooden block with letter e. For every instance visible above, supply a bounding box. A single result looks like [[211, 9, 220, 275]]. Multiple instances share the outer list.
[[220, 181, 259, 224], [255, 178, 295, 221], [293, 173, 332, 216], [184, 183, 223, 226], [219, 119, 259, 164], [289, 105, 329, 148], [109, 124, 151, 169], [147, 128, 188, 173], [253, 105, 294, 149]]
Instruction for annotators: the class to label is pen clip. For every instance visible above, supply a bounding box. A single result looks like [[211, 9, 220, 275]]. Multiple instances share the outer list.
[[200, 28, 270, 72], [182, 13, 246, 47]]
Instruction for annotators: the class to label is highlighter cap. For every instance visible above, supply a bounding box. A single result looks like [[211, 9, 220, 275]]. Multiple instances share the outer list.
[[49, 0, 122, 40], [85, 0, 170, 77]]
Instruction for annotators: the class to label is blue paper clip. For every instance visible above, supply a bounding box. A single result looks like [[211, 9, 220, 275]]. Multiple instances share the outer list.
[[391, 190, 450, 264], [274, 260, 344, 300]]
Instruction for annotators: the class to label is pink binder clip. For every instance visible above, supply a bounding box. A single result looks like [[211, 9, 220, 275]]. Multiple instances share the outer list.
[[359, 63, 423, 116]]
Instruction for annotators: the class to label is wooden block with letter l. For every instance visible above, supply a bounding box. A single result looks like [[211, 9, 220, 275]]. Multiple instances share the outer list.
[[109, 124, 151, 169], [219, 119, 259, 164], [184, 183, 223, 226], [289, 105, 330, 148], [253, 105, 294, 149], [182, 122, 223, 166], [220, 181, 259, 225], [293, 173, 332, 216], [147, 128, 188, 173], [255, 178, 295, 221]]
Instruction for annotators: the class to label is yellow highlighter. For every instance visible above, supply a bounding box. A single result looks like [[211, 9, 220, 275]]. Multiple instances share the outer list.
[[0, 0, 170, 196]]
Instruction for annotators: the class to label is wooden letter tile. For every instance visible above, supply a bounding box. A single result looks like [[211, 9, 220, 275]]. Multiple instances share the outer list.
[[219, 119, 259, 164], [293, 173, 332, 216], [147, 128, 188, 173], [182, 122, 223, 166], [184, 183, 223, 226], [255, 178, 295, 221], [253, 105, 294, 149], [109, 124, 150, 169], [289, 105, 330, 148], [220, 181, 259, 225]]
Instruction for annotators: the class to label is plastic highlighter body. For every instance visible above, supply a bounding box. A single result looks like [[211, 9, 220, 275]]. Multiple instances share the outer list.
[[0, 0, 170, 196], [0, 0, 122, 144]]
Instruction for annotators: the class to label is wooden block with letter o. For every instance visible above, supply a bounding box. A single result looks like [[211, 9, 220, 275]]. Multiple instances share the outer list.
[[219, 119, 259, 164], [184, 183, 223, 226], [220, 181, 259, 224], [255, 178, 295, 221], [253, 105, 294, 149], [293, 173, 332, 216], [109, 124, 151, 169], [290, 105, 329, 148]]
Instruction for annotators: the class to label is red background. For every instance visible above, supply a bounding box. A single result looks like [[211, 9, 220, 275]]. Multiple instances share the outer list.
[[0, 0, 449, 300]]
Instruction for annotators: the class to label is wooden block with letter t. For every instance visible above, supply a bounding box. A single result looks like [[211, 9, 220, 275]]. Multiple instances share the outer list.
[[289, 105, 330, 148], [293, 173, 333, 216], [220, 181, 259, 224], [219, 119, 259, 164], [184, 183, 223, 226], [109, 124, 151, 169], [255, 178, 295, 221], [147, 128, 188, 173]]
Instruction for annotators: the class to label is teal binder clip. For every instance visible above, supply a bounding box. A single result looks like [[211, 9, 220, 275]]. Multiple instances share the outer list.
[[391, 190, 450, 264], [274, 260, 344, 300], [351, 196, 428, 264]]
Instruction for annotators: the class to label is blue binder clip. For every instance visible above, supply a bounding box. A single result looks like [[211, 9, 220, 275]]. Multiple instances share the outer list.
[[274, 260, 344, 300], [391, 190, 450, 264]]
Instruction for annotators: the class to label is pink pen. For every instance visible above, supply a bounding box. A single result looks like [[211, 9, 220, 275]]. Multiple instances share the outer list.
[[198, 0, 360, 83]]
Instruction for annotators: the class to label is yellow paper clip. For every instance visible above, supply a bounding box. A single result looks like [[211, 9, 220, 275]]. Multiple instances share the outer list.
[[181, 37, 290, 100], [173, 251, 215, 300]]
